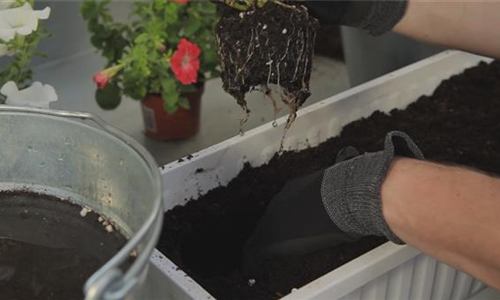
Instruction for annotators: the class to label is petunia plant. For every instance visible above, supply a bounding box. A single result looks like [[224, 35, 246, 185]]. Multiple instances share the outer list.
[[81, 0, 220, 113], [0, 0, 56, 108]]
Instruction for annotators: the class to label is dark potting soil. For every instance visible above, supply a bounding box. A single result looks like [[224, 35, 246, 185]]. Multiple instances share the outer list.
[[158, 60, 500, 300], [216, 1, 318, 129], [0, 191, 129, 300]]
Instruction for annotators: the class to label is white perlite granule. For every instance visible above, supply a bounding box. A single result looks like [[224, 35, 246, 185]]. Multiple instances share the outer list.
[[105, 224, 114, 233], [248, 279, 256, 287], [80, 207, 91, 217]]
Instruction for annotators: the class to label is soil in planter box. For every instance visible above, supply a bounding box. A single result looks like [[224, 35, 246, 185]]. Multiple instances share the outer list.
[[216, 1, 318, 133], [0, 191, 130, 300], [158, 60, 500, 300]]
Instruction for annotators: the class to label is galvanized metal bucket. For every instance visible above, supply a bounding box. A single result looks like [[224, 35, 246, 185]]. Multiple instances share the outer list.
[[0, 106, 163, 300]]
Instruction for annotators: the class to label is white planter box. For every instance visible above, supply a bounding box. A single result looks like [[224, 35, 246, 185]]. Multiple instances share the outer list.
[[152, 51, 494, 300]]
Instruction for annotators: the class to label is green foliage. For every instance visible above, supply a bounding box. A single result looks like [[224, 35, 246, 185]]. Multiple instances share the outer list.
[[81, 0, 220, 113], [0, 0, 50, 103], [81, 0, 131, 65]]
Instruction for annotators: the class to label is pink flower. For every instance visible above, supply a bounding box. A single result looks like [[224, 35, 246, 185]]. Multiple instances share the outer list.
[[92, 64, 124, 89], [93, 71, 109, 89], [170, 0, 188, 3], [157, 44, 166, 53], [170, 38, 201, 85]]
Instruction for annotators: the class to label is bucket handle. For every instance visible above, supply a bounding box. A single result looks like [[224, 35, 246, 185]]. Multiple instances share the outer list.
[[84, 208, 163, 300], [0, 107, 164, 300]]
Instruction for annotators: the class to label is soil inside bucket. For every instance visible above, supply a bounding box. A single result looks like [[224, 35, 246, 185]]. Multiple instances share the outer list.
[[0, 191, 130, 300], [158, 60, 500, 300]]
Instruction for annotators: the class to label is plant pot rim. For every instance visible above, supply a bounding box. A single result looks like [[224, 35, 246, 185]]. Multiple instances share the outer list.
[[144, 83, 206, 98]]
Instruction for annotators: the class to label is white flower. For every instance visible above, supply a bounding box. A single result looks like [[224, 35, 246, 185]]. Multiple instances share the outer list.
[[1, 81, 58, 108], [0, 1, 16, 11], [0, 2, 50, 47]]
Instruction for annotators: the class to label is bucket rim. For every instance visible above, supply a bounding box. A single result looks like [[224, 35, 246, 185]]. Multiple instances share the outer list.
[[0, 105, 163, 300]]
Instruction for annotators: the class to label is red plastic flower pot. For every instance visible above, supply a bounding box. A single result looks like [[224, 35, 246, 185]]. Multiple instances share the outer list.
[[141, 85, 204, 141]]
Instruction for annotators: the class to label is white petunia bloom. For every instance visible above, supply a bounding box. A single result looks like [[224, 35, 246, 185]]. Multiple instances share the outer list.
[[0, 3, 50, 55], [1, 81, 58, 108], [0, 1, 16, 11]]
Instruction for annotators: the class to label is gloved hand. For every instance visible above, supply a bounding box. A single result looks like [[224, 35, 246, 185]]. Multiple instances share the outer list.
[[303, 0, 408, 36], [244, 131, 424, 263]]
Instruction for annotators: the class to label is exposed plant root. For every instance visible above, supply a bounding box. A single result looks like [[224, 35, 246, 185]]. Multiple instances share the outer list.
[[262, 86, 280, 127], [278, 91, 299, 153], [237, 97, 251, 134]]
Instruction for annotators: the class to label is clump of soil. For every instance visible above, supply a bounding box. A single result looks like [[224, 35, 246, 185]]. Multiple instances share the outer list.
[[158, 60, 500, 300], [215, 1, 319, 133]]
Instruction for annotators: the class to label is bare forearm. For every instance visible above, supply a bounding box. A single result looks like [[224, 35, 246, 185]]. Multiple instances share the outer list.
[[393, 1, 500, 59], [381, 158, 500, 290]]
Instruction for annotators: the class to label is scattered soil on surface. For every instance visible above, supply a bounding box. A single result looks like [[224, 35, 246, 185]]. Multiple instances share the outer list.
[[158, 60, 500, 300], [216, 2, 318, 133]]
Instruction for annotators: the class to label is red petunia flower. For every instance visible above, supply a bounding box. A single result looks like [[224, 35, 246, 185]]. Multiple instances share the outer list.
[[170, 38, 201, 85], [170, 0, 188, 4]]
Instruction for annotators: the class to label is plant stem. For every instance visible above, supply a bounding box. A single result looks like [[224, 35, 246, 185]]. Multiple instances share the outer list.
[[16, 38, 30, 84]]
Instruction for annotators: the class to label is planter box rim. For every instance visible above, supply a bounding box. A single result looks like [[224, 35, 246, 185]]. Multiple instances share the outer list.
[[154, 50, 491, 300]]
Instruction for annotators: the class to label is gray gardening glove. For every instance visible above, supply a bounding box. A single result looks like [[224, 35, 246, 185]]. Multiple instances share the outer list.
[[244, 131, 424, 263], [303, 0, 408, 36]]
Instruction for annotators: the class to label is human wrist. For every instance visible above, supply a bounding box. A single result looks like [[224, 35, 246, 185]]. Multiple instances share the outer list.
[[380, 157, 417, 243], [381, 158, 452, 244]]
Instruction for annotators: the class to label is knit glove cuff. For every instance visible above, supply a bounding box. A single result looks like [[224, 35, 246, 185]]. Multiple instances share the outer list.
[[321, 131, 424, 244], [343, 0, 408, 36]]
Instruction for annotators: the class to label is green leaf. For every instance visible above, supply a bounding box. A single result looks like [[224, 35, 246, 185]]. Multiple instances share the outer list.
[[160, 77, 181, 113], [95, 83, 122, 110], [134, 33, 149, 44], [153, 0, 165, 11], [178, 97, 190, 110], [183, 18, 201, 37], [161, 78, 178, 96], [164, 3, 179, 25], [180, 84, 197, 93], [162, 90, 179, 108], [163, 103, 178, 115]]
